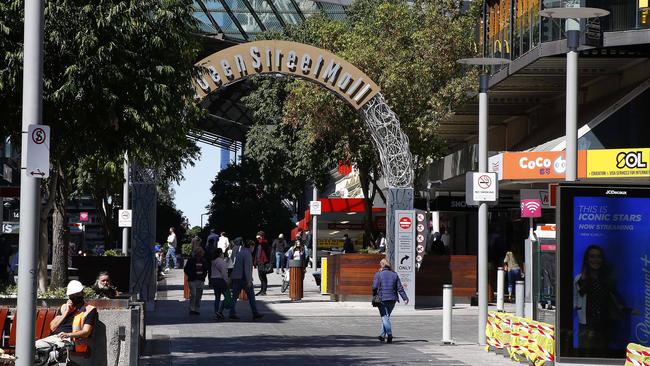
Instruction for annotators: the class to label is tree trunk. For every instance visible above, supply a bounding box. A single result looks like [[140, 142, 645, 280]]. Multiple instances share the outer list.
[[51, 166, 69, 289], [38, 175, 56, 293], [51, 204, 69, 289], [358, 164, 375, 249]]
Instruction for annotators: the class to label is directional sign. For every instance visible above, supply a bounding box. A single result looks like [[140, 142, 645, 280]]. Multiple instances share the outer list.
[[395, 210, 415, 304], [118, 209, 132, 228], [26, 125, 50, 178]]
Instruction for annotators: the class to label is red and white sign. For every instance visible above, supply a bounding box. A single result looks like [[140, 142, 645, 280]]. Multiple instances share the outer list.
[[521, 199, 543, 218], [467, 172, 498, 202], [399, 217, 412, 230], [79, 212, 89, 222]]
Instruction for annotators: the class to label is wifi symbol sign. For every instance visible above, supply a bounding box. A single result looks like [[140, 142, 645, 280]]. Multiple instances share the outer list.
[[521, 199, 542, 218]]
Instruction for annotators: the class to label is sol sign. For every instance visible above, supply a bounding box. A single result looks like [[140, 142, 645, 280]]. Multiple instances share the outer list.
[[586, 148, 650, 178]]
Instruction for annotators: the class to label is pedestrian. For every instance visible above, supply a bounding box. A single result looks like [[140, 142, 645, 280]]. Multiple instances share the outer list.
[[272, 234, 288, 274], [92, 271, 120, 299], [372, 258, 409, 344], [377, 232, 386, 253], [226, 237, 239, 277], [229, 239, 264, 320], [503, 249, 521, 301], [184, 247, 209, 315], [165, 227, 178, 271], [343, 234, 355, 253], [205, 229, 219, 261], [254, 231, 271, 296], [191, 235, 202, 254], [218, 231, 230, 253], [209, 248, 229, 320]]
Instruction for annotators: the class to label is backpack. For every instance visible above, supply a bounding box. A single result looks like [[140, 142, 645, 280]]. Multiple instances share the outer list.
[[205, 237, 217, 261]]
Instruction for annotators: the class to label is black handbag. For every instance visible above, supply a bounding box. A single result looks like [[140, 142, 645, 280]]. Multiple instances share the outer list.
[[371, 272, 382, 307]]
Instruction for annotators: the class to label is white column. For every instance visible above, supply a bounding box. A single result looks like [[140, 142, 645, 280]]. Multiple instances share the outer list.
[[477, 74, 489, 345], [442, 284, 453, 344], [312, 186, 317, 269], [122, 152, 129, 255], [565, 21, 580, 182], [496, 267, 505, 311]]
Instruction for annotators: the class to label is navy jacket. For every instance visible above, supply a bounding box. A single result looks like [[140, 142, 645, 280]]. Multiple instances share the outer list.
[[372, 268, 408, 303]]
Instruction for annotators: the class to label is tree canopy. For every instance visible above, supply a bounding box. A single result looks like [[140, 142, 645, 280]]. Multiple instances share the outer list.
[[0, 0, 202, 287]]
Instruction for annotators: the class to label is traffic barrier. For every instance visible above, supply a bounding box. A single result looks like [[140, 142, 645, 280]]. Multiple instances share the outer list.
[[485, 311, 555, 366], [626, 343, 650, 366]]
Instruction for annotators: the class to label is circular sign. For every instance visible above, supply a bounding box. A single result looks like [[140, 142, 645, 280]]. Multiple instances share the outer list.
[[416, 234, 424, 243], [417, 245, 425, 253], [121, 211, 131, 220], [31, 128, 46, 145], [417, 224, 425, 232], [478, 174, 492, 189], [416, 255, 422, 262], [399, 217, 412, 230], [417, 213, 425, 221]]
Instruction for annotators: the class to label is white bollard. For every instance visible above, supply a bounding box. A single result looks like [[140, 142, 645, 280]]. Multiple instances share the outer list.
[[515, 280, 525, 317], [496, 267, 504, 312], [442, 284, 454, 344]]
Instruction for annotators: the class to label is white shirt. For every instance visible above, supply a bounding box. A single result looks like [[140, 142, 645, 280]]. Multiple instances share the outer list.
[[217, 236, 229, 253], [167, 233, 177, 249]]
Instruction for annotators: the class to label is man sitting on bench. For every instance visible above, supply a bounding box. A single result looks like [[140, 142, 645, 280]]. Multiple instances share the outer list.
[[35, 280, 97, 360]]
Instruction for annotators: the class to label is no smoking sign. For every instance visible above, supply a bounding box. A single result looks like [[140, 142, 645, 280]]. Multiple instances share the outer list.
[[467, 172, 497, 202]]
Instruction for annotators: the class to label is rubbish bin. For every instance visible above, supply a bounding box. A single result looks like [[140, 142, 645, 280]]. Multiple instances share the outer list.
[[288, 259, 303, 301]]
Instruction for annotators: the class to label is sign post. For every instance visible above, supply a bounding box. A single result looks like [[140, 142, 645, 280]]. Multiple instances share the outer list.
[[395, 210, 415, 307], [16, 0, 45, 363]]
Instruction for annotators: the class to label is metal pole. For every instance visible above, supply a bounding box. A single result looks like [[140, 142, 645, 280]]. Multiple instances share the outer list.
[[477, 74, 489, 345], [312, 186, 318, 270], [122, 152, 129, 255], [496, 267, 505, 311], [515, 280, 525, 317], [442, 284, 453, 344], [16, 0, 45, 363], [565, 24, 580, 182]]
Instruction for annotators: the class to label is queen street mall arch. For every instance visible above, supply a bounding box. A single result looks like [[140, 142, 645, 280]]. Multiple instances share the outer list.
[[194, 40, 414, 264]]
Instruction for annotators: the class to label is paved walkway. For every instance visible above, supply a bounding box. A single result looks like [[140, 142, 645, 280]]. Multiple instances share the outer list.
[[140, 267, 520, 366]]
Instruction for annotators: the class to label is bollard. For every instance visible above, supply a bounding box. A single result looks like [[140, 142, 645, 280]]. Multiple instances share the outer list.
[[515, 280, 524, 317], [496, 267, 504, 312], [288, 259, 304, 301], [442, 284, 454, 345]]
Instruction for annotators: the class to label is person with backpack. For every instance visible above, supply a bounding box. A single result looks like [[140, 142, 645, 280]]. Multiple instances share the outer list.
[[184, 247, 210, 315]]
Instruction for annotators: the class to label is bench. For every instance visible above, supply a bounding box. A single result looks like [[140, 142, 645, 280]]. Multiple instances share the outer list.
[[1, 307, 90, 359]]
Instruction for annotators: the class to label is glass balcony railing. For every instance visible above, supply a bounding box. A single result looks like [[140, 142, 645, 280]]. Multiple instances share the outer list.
[[481, 0, 650, 63]]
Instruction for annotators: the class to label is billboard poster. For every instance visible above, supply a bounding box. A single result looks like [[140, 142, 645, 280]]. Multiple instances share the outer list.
[[558, 185, 650, 361], [394, 210, 415, 305]]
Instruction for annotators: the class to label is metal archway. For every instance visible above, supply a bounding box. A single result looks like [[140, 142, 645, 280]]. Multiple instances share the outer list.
[[194, 40, 414, 264]]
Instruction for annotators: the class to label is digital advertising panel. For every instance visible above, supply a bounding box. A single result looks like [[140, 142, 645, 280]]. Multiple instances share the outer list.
[[558, 184, 650, 361]]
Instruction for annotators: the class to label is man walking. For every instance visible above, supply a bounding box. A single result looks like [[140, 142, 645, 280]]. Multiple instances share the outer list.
[[165, 227, 178, 271], [272, 234, 288, 274], [229, 239, 264, 320]]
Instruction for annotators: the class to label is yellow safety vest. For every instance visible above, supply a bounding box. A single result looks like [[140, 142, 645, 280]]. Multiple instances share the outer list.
[[60, 303, 95, 353]]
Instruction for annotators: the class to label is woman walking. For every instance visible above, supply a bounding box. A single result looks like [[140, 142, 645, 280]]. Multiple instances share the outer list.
[[184, 247, 209, 315], [503, 249, 521, 301], [254, 231, 271, 296], [210, 248, 229, 319], [372, 258, 409, 344]]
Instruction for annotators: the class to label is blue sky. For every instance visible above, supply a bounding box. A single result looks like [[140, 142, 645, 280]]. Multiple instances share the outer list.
[[172, 142, 221, 228]]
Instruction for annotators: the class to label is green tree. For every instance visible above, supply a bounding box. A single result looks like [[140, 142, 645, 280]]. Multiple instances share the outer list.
[[206, 160, 293, 240], [0, 0, 201, 288], [243, 0, 478, 242]]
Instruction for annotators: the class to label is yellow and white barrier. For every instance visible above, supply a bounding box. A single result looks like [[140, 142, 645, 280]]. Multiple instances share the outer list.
[[485, 311, 555, 366], [626, 343, 650, 366]]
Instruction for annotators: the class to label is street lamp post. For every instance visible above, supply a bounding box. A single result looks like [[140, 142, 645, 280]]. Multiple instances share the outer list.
[[200, 213, 210, 229], [457, 57, 510, 346], [539, 7, 609, 181]]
